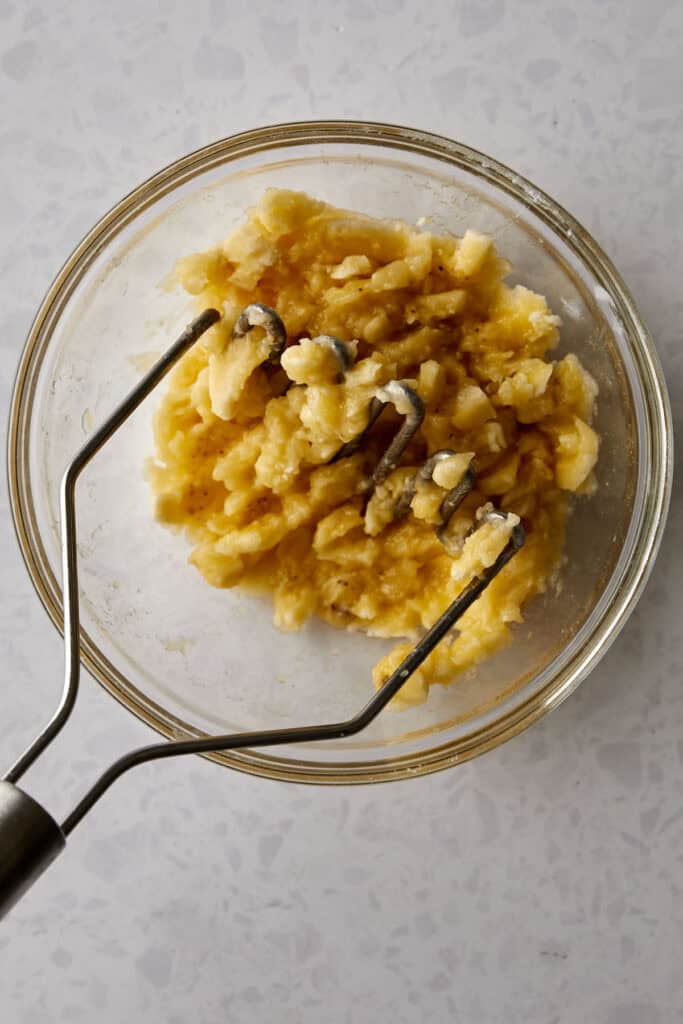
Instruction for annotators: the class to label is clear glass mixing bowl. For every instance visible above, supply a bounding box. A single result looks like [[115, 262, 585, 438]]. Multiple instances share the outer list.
[[7, 121, 672, 782]]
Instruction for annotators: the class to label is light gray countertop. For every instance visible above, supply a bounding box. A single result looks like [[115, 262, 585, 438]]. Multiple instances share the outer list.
[[1, 1, 682, 1021]]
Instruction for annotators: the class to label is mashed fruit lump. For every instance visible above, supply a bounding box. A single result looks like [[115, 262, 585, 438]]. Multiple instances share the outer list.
[[150, 189, 599, 705]]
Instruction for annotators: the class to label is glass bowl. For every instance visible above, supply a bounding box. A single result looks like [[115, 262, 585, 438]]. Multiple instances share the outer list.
[[8, 121, 672, 783]]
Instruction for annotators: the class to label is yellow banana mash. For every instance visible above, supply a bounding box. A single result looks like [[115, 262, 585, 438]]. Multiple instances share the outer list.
[[150, 190, 599, 705]]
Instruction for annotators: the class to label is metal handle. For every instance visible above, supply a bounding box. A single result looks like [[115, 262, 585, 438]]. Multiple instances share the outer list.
[[0, 524, 523, 921], [0, 782, 65, 919]]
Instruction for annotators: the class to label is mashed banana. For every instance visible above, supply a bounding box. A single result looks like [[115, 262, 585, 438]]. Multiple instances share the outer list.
[[150, 190, 599, 705]]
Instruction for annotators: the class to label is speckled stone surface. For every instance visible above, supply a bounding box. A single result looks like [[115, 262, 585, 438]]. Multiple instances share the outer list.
[[0, 1, 681, 1020]]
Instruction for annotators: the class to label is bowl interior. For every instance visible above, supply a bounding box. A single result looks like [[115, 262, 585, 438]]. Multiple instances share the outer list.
[[15, 132, 646, 778]]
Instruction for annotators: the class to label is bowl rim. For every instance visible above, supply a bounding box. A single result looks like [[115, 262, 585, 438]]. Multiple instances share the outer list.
[[7, 119, 674, 784]]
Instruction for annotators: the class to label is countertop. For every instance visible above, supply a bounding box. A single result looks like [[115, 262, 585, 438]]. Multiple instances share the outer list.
[[1, 1, 681, 1021]]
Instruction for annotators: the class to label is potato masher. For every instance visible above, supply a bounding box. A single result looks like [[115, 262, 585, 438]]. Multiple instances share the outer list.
[[0, 309, 524, 919]]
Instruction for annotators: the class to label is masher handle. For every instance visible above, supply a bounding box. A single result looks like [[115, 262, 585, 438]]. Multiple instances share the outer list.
[[0, 781, 65, 920]]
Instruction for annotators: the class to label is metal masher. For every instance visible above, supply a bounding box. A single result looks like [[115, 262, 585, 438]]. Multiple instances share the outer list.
[[0, 307, 524, 919]]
